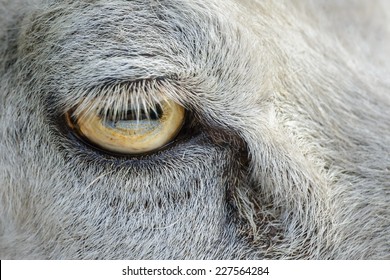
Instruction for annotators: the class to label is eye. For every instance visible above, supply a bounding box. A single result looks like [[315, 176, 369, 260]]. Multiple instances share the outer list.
[[66, 100, 185, 155]]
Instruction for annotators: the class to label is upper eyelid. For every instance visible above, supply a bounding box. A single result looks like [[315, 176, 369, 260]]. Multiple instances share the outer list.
[[52, 77, 186, 120], [19, 5, 223, 110]]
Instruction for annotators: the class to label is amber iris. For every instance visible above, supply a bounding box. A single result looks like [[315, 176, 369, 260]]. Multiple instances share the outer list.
[[66, 100, 185, 154]]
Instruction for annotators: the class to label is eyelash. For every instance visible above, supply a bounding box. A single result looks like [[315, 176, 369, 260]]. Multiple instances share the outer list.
[[68, 78, 180, 122]]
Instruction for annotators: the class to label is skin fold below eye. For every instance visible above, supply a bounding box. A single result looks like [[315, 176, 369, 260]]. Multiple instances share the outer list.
[[66, 100, 186, 155]]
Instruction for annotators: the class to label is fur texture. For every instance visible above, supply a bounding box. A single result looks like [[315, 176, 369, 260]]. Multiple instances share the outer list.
[[0, 0, 389, 259]]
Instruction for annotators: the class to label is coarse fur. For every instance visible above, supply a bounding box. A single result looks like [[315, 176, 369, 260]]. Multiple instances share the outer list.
[[0, 0, 389, 259]]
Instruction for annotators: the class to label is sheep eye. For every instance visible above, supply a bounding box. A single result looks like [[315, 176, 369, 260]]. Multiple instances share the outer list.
[[66, 100, 185, 155]]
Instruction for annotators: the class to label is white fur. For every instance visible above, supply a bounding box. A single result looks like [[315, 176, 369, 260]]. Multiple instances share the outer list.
[[0, 0, 389, 259]]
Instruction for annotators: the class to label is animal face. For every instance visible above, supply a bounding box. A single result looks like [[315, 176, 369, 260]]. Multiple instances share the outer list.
[[0, 0, 389, 259]]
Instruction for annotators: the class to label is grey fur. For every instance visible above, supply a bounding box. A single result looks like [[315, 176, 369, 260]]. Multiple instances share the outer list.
[[0, 0, 389, 259]]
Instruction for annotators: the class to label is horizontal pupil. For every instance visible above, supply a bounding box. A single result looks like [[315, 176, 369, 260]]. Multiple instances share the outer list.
[[126, 104, 163, 121], [103, 104, 164, 122]]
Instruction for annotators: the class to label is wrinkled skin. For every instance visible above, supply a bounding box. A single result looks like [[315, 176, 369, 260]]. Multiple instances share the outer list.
[[0, 0, 389, 259]]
